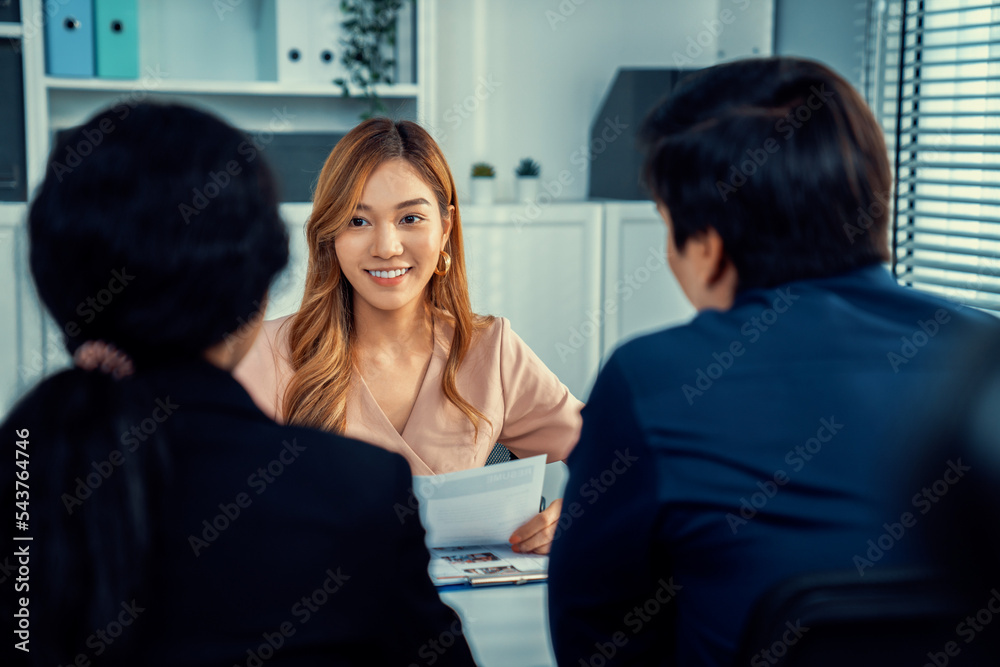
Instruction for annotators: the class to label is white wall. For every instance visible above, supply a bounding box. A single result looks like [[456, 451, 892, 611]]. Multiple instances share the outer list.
[[427, 0, 773, 203]]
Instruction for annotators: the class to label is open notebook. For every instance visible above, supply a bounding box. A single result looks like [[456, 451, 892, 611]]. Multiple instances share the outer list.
[[413, 455, 553, 586]]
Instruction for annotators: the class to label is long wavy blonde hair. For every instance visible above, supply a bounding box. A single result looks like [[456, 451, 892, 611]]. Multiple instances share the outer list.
[[283, 118, 492, 436]]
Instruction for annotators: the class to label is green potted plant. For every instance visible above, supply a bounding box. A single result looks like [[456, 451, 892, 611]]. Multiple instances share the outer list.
[[514, 158, 541, 203], [470, 162, 496, 206], [333, 0, 409, 120]]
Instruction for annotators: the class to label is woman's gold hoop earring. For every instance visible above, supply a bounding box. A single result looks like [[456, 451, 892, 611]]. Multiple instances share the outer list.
[[434, 250, 452, 276]]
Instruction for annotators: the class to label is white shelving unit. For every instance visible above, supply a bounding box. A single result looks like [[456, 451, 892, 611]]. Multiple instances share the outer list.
[[0, 0, 434, 420], [45, 76, 421, 98], [25, 0, 433, 194]]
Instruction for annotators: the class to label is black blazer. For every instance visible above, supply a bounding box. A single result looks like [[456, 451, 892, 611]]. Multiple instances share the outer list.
[[142, 360, 475, 665], [7, 358, 475, 666]]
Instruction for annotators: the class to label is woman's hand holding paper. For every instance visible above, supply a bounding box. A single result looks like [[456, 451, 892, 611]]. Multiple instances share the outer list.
[[509, 498, 563, 554]]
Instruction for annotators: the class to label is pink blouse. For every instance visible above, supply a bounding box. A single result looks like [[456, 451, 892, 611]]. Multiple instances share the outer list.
[[233, 315, 583, 475]]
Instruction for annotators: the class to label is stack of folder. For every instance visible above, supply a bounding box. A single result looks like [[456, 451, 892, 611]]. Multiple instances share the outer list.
[[258, 0, 352, 85], [45, 0, 138, 78], [257, 0, 414, 85], [44, 0, 414, 85]]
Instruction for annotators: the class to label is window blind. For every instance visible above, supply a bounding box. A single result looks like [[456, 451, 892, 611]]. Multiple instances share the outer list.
[[867, 0, 1000, 314]]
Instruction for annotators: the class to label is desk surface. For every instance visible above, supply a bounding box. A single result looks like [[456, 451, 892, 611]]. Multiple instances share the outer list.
[[440, 582, 556, 667], [433, 463, 566, 665]]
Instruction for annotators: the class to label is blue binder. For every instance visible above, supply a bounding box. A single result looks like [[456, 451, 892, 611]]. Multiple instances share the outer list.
[[95, 0, 138, 78], [44, 0, 94, 77]]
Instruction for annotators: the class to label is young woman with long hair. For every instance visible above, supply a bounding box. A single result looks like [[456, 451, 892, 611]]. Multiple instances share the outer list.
[[1, 103, 474, 666], [234, 118, 583, 554]]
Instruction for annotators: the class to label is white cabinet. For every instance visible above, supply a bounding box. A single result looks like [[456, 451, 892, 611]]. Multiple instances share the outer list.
[[459, 202, 695, 401], [462, 203, 603, 401], [602, 202, 695, 358], [29, 0, 433, 199]]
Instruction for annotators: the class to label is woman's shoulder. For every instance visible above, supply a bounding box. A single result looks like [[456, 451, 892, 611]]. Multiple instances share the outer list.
[[260, 313, 295, 348], [433, 311, 504, 352], [232, 313, 297, 421], [241, 314, 295, 369], [473, 313, 505, 341]]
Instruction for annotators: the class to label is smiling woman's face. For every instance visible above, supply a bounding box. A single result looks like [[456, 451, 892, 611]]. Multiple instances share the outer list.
[[334, 158, 452, 317]]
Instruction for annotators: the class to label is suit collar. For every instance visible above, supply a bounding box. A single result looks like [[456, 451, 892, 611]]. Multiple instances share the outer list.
[[733, 264, 894, 307]]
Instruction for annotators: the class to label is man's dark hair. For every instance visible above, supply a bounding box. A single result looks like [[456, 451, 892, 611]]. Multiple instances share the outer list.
[[641, 57, 891, 290]]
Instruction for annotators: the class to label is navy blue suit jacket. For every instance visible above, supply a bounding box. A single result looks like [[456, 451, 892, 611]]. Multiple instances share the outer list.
[[548, 265, 990, 666]]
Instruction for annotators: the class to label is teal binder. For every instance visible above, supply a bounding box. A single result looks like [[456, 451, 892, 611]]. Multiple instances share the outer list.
[[95, 0, 138, 78]]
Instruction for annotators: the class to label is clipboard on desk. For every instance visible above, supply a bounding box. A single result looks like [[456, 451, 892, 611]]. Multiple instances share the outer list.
[[428, 544, 548, 587], [414, 455, 555, 587]]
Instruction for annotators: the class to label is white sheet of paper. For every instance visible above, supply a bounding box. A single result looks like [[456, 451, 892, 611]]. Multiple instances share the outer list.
[[413, 454, 546, 548]]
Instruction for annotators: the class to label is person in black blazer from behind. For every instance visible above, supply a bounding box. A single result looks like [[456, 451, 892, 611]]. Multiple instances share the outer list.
[[547, 57, 994, 666], [0, 103, 474, 667]]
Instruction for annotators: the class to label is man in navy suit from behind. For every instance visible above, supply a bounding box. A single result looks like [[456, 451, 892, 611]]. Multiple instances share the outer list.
[[547, 57, 992, 666]]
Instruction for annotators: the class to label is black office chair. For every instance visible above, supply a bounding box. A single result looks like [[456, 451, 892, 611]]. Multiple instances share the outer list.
[[732, 567, 996, 666], [485, 443, 517, 465]]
